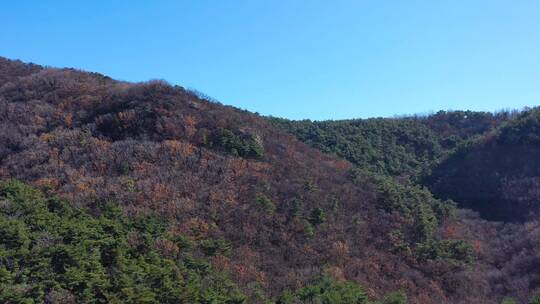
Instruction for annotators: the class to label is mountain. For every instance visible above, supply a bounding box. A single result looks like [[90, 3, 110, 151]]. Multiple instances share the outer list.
[[271, 111, 510, 179], [427, 108, 540, 222], [272, 106, 540, 303], [0, 57, 539, 303]]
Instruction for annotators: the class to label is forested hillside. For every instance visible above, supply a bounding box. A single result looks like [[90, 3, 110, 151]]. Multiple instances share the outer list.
[[271, 111, 511, 179], [272, 105, 540, 303], [427, 108, 540, 222], [0, 180, 246, 303], [0, 57, 539, 303]]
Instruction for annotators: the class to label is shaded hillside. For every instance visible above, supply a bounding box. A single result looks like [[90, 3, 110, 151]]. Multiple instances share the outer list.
[[0, 57, 486, 303], [271, 111, 509, 179], [272, 106, 540, 303], [427, 108, 540, 222]]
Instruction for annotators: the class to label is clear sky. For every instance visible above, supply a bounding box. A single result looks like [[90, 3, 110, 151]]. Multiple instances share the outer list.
[[1, 1, 539, 120]]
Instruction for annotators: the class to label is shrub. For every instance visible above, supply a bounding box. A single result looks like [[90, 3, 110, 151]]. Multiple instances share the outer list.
[[256, 194, 276, 214], [200, 238, 232, 257], [309, 207, 327, 226], [277, 275, 369, 304], [379, 291, 407, 304], [211, 128, 264, 158]]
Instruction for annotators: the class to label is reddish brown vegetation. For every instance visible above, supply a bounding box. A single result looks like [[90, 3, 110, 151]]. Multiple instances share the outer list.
[[0, 57, 536, 303]]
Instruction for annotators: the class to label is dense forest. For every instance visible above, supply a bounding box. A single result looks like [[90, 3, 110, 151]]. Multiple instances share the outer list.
[[426, 108, 540, 222], [0, 57, 540, 303], [271, 110, 513, 179], [272, 107, 540, 304]]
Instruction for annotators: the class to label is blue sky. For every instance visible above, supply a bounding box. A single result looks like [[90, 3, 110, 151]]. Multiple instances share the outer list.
[[1, 1, 539, 120]]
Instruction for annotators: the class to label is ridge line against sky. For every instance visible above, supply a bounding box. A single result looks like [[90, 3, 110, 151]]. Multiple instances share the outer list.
[[1, 0, 539, 120]]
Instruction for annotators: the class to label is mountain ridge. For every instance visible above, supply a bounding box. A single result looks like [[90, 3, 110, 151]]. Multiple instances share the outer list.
[[1, 56, 539, 303]]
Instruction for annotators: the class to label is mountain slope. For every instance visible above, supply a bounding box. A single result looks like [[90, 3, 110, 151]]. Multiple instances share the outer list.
[[272, 107, 540, 303], [271, 111, 510, 179], [0, 179, 247, 303], [427, 108, 540, 222], [0, 57, 533, 303]]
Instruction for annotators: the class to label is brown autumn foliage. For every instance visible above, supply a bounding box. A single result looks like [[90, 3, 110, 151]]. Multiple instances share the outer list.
[[1, 57, 539, 303]]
